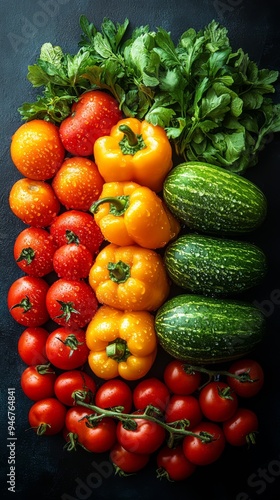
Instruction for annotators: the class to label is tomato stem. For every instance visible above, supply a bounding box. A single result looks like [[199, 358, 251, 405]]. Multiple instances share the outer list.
[[183, 364, 259, 390]]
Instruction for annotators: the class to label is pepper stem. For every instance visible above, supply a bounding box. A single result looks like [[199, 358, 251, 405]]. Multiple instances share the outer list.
[[107, 260, 131, 283], [90, 195, 129, 216], [106, 338, 131, 362], [118, 124, 146, 155]]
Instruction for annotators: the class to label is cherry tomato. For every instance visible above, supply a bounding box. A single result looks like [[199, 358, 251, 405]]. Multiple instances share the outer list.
[[223, 408, 259, 446], [20, 365, 56, 401], [110, 442, 150, 474], [199, 381, 239, 422], [133, 377, 170, 412], [10, 119, 65, 180], [163, 360, 202, 395], [165, 395, 202, 430], [183, 421, 226, 466], [227, 359, 264, 398], [28, 397, 67, 436], [17, 327, 49, 365], [45, 327, 89, 370], [52, 243, 93, 280], [95, 379, 133, 413], [52, 157, 104, 211], [59, 90, 123, 156], [156, 444, 196, 481], [46, 278, 98, 328], [116, 411, 166, 454], [7, 276, 49, 327], [9, 178, 60, 227], [49, 210, 104, 255], [54, 370, 97, 406], [14, 227, 57, 277], [65, 406, 116, 453]]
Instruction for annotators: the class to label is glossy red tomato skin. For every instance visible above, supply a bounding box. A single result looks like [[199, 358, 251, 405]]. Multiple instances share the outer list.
[[199, 381, 239, 422], [110, 442, 150, 474], [20, 365, 57, 401], [13, 227, 57, 277], [46, 279, 98, 328], [163, 360, 202, 395], [116, 411, 166, 455], [95, 379, 133, 414], [156, 444, 196, 481], [165, 395, 202, 430], [49, 210, 104, 255], [28, 397, 67, 436], [7, 276, 49, 327], [183, 421, 226, 466], [65, 406, 117, 453], [45, 327, 89, 370], [133, 377, 170, 412], [227, 359, 264, 398], [222, 408, 259, 446], [59, 90, 123, 156], [52, 243, 93, 280], [54, 370, 97, 406], [17, 327, 49, 365]]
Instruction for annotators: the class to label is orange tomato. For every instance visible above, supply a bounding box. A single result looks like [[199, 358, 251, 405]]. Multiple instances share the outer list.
[[9, 178, 60, 227], [52, 157, 104, 211], [10, 119, 65, 180]]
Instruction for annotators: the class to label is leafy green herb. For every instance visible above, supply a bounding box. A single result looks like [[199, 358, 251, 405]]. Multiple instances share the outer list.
[[18, 16, 280, 173]]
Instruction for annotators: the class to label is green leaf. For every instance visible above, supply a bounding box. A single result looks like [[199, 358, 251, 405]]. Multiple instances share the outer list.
[[40, 43, 64, 66]]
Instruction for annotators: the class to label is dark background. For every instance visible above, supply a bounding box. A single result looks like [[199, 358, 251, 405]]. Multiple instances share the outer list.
[[1, 1, 280, 499]]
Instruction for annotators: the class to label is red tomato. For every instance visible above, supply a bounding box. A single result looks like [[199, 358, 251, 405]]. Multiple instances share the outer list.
[[45, 327, 89, 370], [17, 327, 49, 365], [183, 421, 226, 466], [20, 365, 56, 401], [46, 279, 98, 328], [165, 395, 202, 430], [95, 379, 133, 414], [133, 377, 170, 412], [49, 210, 104, 255], [14, 227, 57, 277], [116, 411, 166, 454], [222, 408, 259, 446], [59, 90, 123, 156], [65, 406, 116, 453], [52, 157, 104, 211], [7, 276, 49, 327], [52, 243, 93, 280], [227, 359, 264, 398], [9, 178, 60, 227], [28, 397, 67, 435], [199, 381, 239, 422], [110, 442, 150, 474], [54, 370, 96, 406], [163, 360, 202, 395], [156, 444, 196, 481]]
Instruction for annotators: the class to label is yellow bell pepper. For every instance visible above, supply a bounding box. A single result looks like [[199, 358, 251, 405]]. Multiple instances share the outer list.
[[90, 181, 181, 248], [88, 243, 170, 311], [93, 118, 173, 192], [86, 305, 157, 380]]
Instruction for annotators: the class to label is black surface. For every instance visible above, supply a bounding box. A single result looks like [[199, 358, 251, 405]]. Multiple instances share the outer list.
[[1, 1, 280, 499]]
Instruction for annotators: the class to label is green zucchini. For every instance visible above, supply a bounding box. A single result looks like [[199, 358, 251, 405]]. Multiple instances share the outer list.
[[155, 294, 265, 364], [164, 233, 267, 296], [163, 162, 267, 234]]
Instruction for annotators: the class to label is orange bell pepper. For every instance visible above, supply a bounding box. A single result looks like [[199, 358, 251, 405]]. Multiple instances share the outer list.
[[93, 118, 173, 192], [86, 305, 157, 380], [90, 181, 181, 248], [88, 243, 170, 311]]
